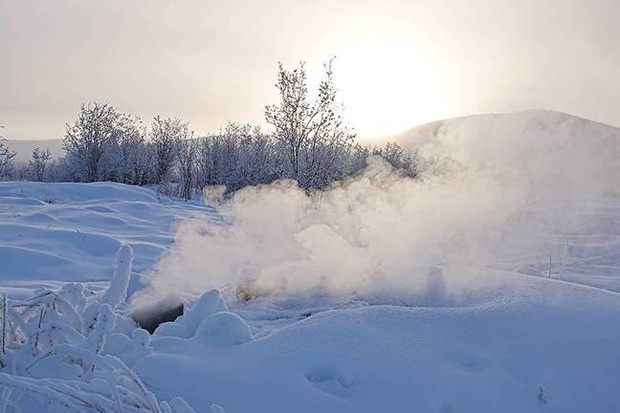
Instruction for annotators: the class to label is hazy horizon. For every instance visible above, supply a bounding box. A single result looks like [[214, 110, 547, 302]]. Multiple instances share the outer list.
[[2, 0, 620, 141]]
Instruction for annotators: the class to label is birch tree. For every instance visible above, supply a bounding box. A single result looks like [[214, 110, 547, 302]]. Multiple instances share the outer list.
[[265, 59, 356, 189]]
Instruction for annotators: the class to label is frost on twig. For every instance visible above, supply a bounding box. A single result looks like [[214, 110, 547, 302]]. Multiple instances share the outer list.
[[102, 245, 133, 310], [0, 245, 197, 413]]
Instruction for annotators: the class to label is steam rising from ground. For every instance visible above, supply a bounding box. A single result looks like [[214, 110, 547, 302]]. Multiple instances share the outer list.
[[133, 111, 620, 307]]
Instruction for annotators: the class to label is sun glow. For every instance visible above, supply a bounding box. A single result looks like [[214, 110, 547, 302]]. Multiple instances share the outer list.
[[336, 36, 455, 139]]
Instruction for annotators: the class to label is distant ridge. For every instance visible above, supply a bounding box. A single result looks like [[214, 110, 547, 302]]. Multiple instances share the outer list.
[[6, 110, 619, 165], [5, 139, 63, 162]]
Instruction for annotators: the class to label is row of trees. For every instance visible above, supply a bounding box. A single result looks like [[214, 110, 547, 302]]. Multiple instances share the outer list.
[[2, 62, 421, 198]]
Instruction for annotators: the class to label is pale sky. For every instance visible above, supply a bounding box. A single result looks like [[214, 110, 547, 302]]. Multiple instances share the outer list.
[[1, 0, 619, 140]]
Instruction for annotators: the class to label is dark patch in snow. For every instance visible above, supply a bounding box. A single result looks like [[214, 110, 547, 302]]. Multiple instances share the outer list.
[[132, 298, 185, 333], [235, 282, 272, 303]]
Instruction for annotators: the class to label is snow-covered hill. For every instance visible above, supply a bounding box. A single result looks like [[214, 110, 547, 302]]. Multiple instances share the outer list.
[[1, 110, 620, 412], [391, 110, 620, 291]]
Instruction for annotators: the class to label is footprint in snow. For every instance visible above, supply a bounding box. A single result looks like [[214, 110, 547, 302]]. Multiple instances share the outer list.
[[304, 367, 355, 397], [444, 350, 491, 374]]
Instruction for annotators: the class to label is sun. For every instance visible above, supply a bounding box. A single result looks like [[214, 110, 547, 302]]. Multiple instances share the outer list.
[[335, 36, 454, 139]]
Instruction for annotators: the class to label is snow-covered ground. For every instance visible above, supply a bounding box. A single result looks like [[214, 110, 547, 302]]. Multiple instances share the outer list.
[[0, 182, 216, 299], [1, 111, 620, 412]]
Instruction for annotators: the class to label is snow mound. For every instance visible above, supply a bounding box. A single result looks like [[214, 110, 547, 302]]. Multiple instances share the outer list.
[[194, 311, 253, 346], [154, 290, 243, 342], [0, 181, 159, 203]]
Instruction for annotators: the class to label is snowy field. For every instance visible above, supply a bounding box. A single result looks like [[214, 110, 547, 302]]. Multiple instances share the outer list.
[[1, 111, 620, 412], [0, 182, 214, 300]]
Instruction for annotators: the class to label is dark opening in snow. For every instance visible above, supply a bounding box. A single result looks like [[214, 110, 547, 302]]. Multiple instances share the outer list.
[[131, 297, 185, 333]]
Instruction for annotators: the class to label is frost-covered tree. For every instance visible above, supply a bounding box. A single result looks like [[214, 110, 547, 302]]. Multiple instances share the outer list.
[[373, 142, 421, 178], [63, 103, 129, 182], [29, 147, 51, 182], [0, 132, 16, 178], [43, 62, 423, 193], [118, 119, 151, 185], [151, 117, 189, 184], [265, 59, 356, 189], [196, 123, 279, 193], [235, 125, 279, 188], [45, 157, 73, 183], [177, 135, 197, 200], [197, 125, 242, 191]]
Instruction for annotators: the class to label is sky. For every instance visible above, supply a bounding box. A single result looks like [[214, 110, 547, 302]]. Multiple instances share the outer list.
[[1, 0, 619, 141]]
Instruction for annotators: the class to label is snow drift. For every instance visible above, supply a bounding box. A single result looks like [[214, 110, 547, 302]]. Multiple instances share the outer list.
[[135, 110, 620, 307]]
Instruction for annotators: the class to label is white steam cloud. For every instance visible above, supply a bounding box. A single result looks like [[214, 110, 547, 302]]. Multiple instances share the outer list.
[[133, 111, 620, 308]]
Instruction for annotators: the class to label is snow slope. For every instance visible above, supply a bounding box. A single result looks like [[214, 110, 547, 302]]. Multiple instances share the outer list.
[[392, 110, 620, 292]]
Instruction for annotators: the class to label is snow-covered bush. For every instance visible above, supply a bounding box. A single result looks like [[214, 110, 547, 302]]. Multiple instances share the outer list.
[[28, 147, 52, 182], [153, 290, 252, 347], [0, 245, 197, 413]]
